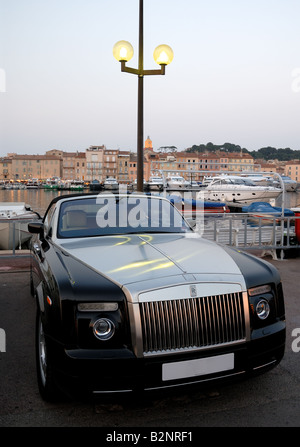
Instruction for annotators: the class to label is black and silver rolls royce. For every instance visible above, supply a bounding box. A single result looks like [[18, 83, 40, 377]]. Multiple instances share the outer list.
[[28, 193, 285, 401]]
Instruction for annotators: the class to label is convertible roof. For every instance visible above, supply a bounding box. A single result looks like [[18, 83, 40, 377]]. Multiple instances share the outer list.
[[42, 193, 97, 218]]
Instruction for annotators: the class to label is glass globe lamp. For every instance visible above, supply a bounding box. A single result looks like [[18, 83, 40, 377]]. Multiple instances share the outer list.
[[153, 44, 174, 66], [113, 40, 134, 62]]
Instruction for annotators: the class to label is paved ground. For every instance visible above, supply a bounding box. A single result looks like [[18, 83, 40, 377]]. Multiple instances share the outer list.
[[0, 252, 299, 428]]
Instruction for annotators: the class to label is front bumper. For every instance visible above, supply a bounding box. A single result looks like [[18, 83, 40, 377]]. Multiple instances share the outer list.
[[47, 320, 285, 397]]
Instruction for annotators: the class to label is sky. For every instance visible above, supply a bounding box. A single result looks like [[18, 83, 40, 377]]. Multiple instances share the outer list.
[[0, 0, 300, 156]]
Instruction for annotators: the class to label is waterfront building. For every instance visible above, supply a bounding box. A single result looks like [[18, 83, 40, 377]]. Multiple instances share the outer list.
[[219, 152, 254, 172], [285, 160, 300, 182], [63, 152, 85, 180], [173, 151, 200, 182], [46, 149, 86, 181], [257, 160, 285, 176], [148, 151, 220, 182], [0, 158, 12, 181], [103, 149, 119, 180], [118, 151, 130, 184], [128, 153, 138, 183], [9, 154, 61, 181], [144, 136, 160, 180], [85, 145, 105, 182]]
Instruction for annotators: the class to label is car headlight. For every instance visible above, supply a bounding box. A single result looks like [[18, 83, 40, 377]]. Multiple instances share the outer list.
[[93, 318, 115, 340], [76, 301, 126, 347], [256, 299, 270, 320], [248, 284, 274, 325]]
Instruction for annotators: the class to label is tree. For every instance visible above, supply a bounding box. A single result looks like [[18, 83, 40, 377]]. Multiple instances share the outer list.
[[186, 142, 300, 161]]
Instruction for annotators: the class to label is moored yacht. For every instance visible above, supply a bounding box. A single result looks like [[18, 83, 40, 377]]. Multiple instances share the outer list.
[[279, 175, 298, 192], [166, 175, 189, 189], [26, 178, 41, 189], [147, 176, 164, 191], [198, 175, 282, 204], [103, 177, 119, 190]]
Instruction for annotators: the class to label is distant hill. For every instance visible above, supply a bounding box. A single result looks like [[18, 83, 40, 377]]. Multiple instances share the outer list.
[[187, 143, 300, 161]]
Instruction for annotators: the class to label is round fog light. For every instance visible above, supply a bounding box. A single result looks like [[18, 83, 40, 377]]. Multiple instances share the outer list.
[[93, 318, 115, 340], [256, 299, 270, 320]]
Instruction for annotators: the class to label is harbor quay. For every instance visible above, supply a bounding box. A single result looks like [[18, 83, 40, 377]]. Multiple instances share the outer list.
[[0, 250, 300, 427]]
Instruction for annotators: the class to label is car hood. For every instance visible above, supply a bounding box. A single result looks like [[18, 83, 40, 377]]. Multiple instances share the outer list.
[[59, 233, 245, 292]]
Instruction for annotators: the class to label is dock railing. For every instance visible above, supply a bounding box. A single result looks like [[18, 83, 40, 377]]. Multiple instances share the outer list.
[[192, 212, 300, 260], [0, 221, 33, 256]]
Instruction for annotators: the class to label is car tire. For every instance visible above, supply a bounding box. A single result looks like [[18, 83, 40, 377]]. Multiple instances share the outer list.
[[30, 273, 35, 297], [35, 309, 61, 402]]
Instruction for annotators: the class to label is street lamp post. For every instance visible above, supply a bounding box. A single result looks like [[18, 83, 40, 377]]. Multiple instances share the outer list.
[[113, 0, 173, 192]]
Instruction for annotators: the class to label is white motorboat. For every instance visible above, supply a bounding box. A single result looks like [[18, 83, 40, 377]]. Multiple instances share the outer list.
[[198, 175, 282, 204], [188, 181, 201, 190], [0, 202, 40, 250], [103, 177, 119, 190], [4, 182, 26, 190], [202, 176, 215, 186], [166, 175, 189, 189], [279, 175, 298, 192], [147, 176, 164, 190], [26, 178, 41, 189]]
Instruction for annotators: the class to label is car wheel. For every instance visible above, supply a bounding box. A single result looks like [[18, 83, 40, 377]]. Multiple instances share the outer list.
[[35, 309, 61, 402]]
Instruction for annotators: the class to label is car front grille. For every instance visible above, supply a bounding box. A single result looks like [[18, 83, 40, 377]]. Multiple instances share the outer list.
[[140, 292, 246, 356]]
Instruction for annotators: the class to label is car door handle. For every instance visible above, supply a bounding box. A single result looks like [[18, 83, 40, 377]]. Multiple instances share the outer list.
[[33, 243, 43, 261]]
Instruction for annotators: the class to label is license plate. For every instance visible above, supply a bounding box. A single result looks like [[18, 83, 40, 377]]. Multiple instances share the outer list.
[[162, 353, 234, 381]]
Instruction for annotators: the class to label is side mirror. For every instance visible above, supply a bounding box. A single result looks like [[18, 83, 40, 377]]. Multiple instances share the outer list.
[[28, 222, 45, 239]]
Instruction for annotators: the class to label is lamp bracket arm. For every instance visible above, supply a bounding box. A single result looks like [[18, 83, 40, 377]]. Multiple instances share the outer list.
[[120, 61, 166, 76], [143, 65, 166, 76], [120, 61, 139, 75]]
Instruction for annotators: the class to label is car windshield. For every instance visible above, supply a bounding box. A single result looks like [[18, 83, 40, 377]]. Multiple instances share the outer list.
[[57, 195, 192, 238]]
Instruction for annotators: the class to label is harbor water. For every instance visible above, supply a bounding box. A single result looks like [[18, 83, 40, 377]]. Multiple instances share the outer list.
[[0, 188, 84, 217]]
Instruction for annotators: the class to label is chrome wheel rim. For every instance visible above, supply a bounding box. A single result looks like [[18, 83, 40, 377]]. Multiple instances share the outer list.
[[38, 317, 47, 387]]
